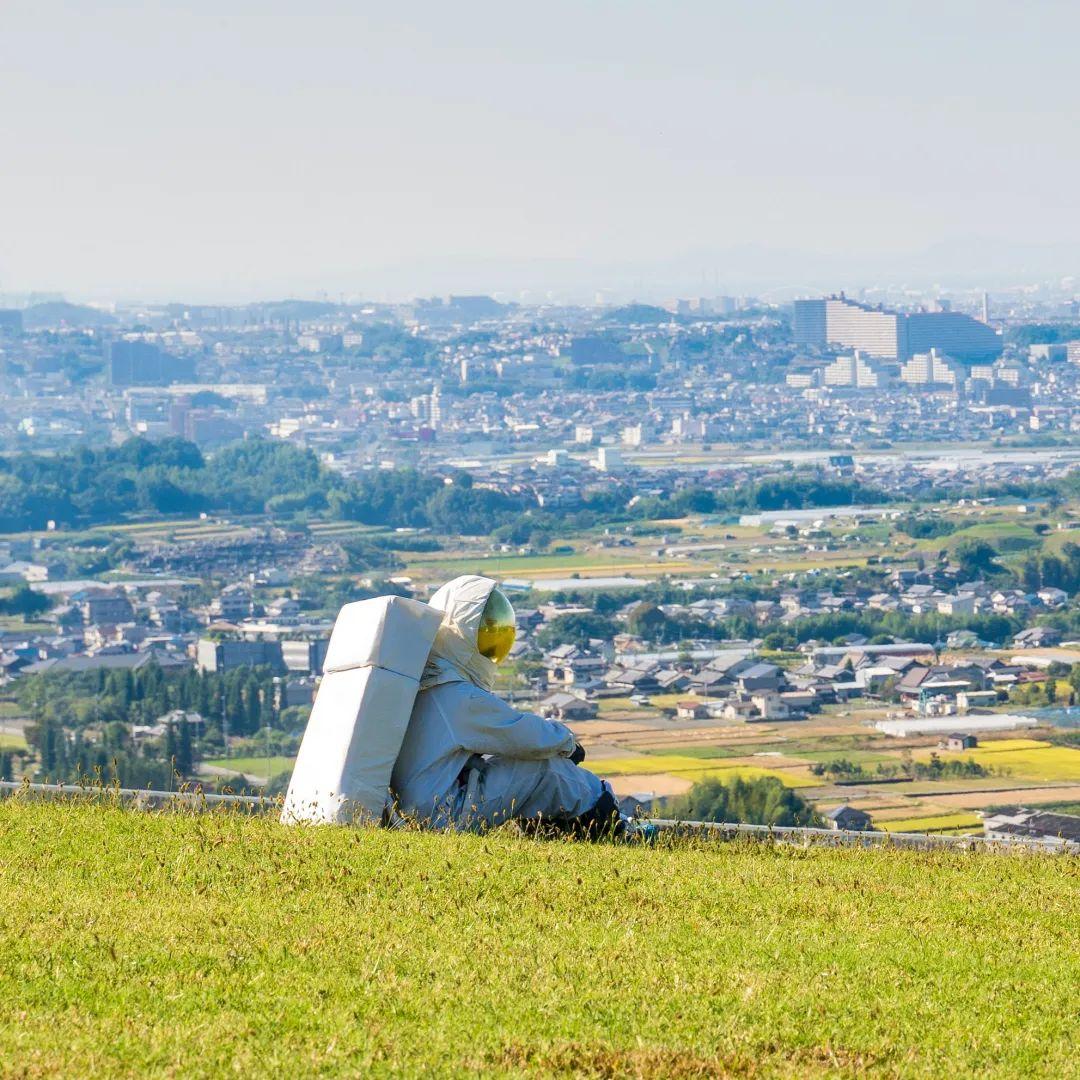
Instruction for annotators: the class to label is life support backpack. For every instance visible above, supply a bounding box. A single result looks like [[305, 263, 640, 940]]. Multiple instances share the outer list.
[[281, 595, 442, 825]]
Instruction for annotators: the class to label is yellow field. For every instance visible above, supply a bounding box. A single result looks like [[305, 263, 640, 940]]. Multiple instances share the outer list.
[[916, 740, 1080, 783], [879, 812, 984, 835], [956, 738, 1052, 752], [586, 754, 817, 789]]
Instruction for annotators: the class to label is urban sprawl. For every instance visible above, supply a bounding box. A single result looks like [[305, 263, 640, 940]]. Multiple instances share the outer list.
[[2, 284, 1080, 846]]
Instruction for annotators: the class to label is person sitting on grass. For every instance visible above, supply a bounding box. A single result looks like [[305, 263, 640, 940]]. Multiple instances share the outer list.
[[391, 574, 649, 839]]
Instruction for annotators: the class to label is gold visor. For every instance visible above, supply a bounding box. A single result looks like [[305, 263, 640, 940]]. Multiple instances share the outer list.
[[476, 588, 516, 664]]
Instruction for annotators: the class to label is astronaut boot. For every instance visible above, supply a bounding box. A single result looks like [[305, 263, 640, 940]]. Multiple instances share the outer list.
[[619, 818, 660, 844], [569, 785, 656, 842]]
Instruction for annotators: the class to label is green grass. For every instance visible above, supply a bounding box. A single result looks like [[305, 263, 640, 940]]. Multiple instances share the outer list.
[[0, 733, 26, 750], [788, 749, 896, 766], [0, 801, 1076, 1077], [203, 755, 295, 778], [639, 745, 739, 759]]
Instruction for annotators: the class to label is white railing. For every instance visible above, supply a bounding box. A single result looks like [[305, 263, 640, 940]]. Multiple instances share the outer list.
[[650, 818, 1080, 853], [1, 781, 1075, 853]]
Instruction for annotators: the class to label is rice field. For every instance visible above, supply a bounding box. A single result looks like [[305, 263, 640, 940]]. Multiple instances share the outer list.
[[916, 739, 1080, 784], [879, 812, 984, 835], [586, 753, 818, 789]]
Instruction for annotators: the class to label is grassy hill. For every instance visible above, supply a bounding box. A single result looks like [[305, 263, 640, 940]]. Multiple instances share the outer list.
[[0, 801, 1076, 1077]]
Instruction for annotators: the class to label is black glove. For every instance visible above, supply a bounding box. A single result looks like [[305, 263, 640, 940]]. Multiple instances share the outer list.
[[569, 742, 586, 765]]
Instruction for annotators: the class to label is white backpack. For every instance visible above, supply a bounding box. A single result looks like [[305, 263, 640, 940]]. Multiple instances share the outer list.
[[281, 595, 442, 825]]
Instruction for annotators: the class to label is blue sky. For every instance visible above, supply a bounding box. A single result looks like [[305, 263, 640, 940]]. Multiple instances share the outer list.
[[3, 1, 1078, 300]]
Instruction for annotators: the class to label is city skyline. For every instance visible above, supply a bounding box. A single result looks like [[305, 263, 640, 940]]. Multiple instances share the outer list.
[[4, 1, 1080, 301]]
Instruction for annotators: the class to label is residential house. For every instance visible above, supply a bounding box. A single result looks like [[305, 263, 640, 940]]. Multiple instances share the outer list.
[[538, 692, 598, 721], [945, 733, 978, 751], [1036, 587, 1068, 609], [983, 808, 1080, 849], [1012, 627, 1061, 649], [825, 806, 873, 832], [210, 585, 253, 622], [81, 590, 135, 626], [674, 700, 707, 720], [655, 668, 692, 693], [544, 644, 605, 688], [0, 561, 48, 583]]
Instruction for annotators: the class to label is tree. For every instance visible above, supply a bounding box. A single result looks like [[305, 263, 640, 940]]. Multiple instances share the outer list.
[[0, 584, 52, 620], [1021, 557, 1041, 593], [165, 721, 178, 775], [953, 539, 1006, 579], [176, 718, 194, 777], [535, 612, 618, 650], [669, 776, 822, 828], [626, 602, 669, 641]]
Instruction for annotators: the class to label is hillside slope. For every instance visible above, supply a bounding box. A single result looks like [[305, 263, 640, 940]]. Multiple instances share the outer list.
[[0, 801, 1076, 1078]]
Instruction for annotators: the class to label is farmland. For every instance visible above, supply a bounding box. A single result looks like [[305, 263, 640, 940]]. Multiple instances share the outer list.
[[584, 754, 818, 788], [573, 712, 1080, 835], [8, 495, 1080, 837], [879, 812, 985, 835], [913, 739, 1080, 783]]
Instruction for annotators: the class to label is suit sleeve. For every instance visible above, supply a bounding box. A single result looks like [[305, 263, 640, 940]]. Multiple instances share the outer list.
[[449, 685, 576, 760]]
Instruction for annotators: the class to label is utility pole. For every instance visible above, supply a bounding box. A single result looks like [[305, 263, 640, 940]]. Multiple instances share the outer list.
[[221, 693, 228, 759]]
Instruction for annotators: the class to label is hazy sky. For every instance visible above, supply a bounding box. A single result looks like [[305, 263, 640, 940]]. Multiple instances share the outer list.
[[3, 1, 1080, 301]]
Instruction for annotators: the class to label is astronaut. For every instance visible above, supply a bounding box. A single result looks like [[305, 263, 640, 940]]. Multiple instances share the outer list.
[[390, 574, 633, 837]]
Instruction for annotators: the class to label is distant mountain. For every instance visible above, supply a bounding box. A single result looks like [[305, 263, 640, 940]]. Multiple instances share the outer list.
[[21, 302, 116, 329]]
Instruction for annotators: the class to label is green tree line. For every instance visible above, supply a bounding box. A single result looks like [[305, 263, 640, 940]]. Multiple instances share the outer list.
[[668, 775, 821, 828]]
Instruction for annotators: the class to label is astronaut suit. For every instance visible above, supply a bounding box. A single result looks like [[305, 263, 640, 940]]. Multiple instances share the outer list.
[[390, 575, 624, 835]]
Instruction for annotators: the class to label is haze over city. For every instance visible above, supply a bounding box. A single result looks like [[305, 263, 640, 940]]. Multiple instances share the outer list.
[[5, 0, 1080, 301]]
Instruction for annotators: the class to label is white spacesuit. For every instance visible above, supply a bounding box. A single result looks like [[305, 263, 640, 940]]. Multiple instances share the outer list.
[[390, 575, 619, 833]]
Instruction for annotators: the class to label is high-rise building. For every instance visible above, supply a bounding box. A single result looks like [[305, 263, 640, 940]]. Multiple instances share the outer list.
[[411, 387, 443, 428], [1029, 344, 1068, 363], [900, 349, 964, 388], [793, 295, 1002, 362], [594, 447, 625, 473], [108, 340, 195, 386], [409, 394, 430, 421], [792, 298, 827, 347], [822, 350, 889, 389]]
